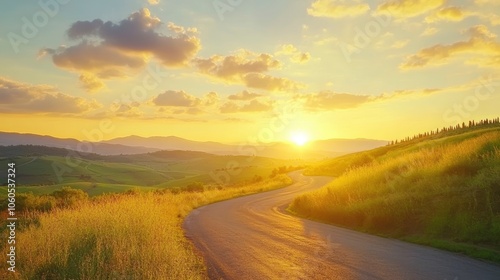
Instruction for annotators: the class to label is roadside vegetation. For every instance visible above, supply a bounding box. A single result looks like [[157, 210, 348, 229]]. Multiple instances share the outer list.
[[0, 175, 292, 279], [290, 122, 500, 263]]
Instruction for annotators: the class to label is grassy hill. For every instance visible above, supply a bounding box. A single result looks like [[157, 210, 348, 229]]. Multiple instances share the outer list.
[[289, 122, 500, 262], [0, 174, 293, 279], [0, 145, 302, 196]]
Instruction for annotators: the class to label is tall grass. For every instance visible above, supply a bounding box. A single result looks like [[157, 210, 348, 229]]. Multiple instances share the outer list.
[[1, 175, 292, 280], [290, 130, 500, 261]]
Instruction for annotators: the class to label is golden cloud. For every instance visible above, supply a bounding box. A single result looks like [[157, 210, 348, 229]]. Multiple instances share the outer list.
[[377, 0, 445, 18], [298, 91, 373, 111], [401, 25, 500, 69], [391, 40, 410, 49], [151, 90, 219, 116], [425, 7, 469, 23], [308, 0, 370, 18], [40, 43, 146, 78], [242, 73, 303, 92], [152, 90, 202, 107], [421, 26, 438, 36], [79, 73, 106, 93], [0, 77, 100, 114], [40, 9, 201, 92], [475, 0, 500, 5], [194, 50, 301, 92], [276, 44, 311, 64], [228, 90, 262, 101], [220, 99, 273, 113], [194, 50, 281, 82], [297, 88, 445, 111]]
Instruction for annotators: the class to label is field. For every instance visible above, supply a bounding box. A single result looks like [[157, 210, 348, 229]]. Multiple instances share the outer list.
[[0, 147, 303, 196], [289, 124, 500, 262], [0, 175, 292, 279]]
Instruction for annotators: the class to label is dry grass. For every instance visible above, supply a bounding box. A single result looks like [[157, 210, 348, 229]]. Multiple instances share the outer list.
[[290, 130, 500, 261], [1, 175, 292, 280]]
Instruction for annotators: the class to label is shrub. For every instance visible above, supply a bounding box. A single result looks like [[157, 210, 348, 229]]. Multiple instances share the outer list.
[[185, 182, 204, 193], [51, 187, 89, 208], [11, 193, 57, 212]]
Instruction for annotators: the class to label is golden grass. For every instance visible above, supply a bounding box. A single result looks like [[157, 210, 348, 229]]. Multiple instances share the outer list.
[[290, 130, 500, 259], [1, 175, 292, 280]]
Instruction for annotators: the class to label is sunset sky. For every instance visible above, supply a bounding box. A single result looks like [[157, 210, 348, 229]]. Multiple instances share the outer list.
[[1, 0, 499, 143]]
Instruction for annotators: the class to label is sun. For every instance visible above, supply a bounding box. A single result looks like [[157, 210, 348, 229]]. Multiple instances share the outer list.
[[290, 131, 309, 146]]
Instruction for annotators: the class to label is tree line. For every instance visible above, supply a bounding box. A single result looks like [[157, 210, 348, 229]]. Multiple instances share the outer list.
[[388, 117, 500, 146]]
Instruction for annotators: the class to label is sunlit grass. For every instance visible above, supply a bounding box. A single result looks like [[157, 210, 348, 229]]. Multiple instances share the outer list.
[[0, 175, 292, 280], [290, 128, 500, 262]]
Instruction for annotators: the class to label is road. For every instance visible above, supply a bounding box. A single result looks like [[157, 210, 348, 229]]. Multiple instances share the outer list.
[[183, 172, 500, 280]]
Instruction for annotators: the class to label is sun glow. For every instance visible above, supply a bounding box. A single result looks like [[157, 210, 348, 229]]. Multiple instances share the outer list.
[[290, 131, 309, 146]]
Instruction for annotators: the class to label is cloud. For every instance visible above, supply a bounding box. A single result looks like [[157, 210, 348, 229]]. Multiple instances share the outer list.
[[241, 99, 273, 112], [153, 90, 201, 107], [299, 91, 373, 111], [425, 7, 469, 23], [219, 102, 239, 113], [0, 77, 99, 114], [220, 99, 273, 113], [40, 9, 201, 92], [391, 40, 410, 49], [223, 117, 251, 123], [308, 0, 370, 18], [79, 73, 105, 92], [228, 90, 262, 101], [66, 9, 200, 66], [170, 107, 204, 116], [276, 44, 311, 64], [297, 88, 445, 111], [194, 50, 301, 91], [401, 25, 500, 69], [475, 0, 500, 5], [194, 50, 281, 82], [40, 43, 145, 78], [204, 91, 219, 106], [377, 0, 445, 18], [110, 102, 144, 118], [479, 13, 500, 26], [421, 26, 438, 36], [243, 73, 303, 92], [152, 90, 219, 110], [467, 25, 497, 40]]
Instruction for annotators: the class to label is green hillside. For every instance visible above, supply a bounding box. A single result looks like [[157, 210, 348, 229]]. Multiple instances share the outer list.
[[0, 146, 301, 196], [290, 122, 500, 262]]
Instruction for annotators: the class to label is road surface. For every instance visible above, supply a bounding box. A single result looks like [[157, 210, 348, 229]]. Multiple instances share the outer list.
[[183, 172, 500, 280]]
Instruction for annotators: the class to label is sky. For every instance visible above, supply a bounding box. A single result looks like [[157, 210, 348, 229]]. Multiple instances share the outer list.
[[0, 0, 499, 143]]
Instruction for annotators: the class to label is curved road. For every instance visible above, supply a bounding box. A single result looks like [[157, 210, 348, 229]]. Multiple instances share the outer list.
[[183, 172, 500, 280]]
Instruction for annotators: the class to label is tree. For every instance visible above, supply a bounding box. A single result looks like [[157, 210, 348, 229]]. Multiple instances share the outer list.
[[51, 187, 88, 208]]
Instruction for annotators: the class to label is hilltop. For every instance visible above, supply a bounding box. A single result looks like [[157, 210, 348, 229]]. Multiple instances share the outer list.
[[290, 120, 500, 263]]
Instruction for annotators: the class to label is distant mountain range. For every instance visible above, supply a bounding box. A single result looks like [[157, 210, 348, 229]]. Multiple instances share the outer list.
[[103, 135, 232, 154], [0, 132, 388, 159], [102, 135, 388, 158], [0, 132, 158, 155]]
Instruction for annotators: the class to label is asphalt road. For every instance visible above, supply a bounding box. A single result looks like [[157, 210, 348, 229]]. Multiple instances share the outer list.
[[183, 172, 500, 280]]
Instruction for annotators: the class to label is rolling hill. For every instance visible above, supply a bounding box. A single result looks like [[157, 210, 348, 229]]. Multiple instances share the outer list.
[[0, 132, 159, 155], [0, 145, 300, 196], [1, 131, 388, 159], [289, 121, 500, 262]]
